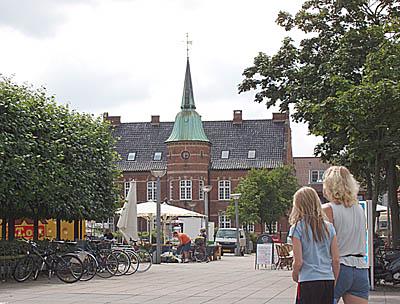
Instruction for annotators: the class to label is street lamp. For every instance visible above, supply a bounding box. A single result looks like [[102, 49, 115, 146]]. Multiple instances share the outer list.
[[231, 193, 242, 256], [202, 185, 213, 243], [151, 169, 166, 264]]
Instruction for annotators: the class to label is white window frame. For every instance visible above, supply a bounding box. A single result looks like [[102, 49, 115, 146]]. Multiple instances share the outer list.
[[153, 152, 162, 161], [147, 181, 157, 201], [246, 223, 255, 233], [169, 180, 173, 201], [247, 150, 256, 159], [124, 182, 130, 198], [309, 170, 325, 184], [221, 150, 229, 159], [199, 180, 204, 200], [218, 180, 231, 200], [180, 180, 192, 200], [265, 222, 278, 233], [127, 152, 136, 161], [219, 212, 231, 228]]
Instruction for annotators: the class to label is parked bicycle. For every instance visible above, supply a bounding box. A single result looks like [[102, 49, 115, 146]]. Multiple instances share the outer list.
[[13, 239, 83, 283]]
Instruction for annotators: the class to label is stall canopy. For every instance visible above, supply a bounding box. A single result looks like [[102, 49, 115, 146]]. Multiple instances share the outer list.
[[117, 201, 205, 218]]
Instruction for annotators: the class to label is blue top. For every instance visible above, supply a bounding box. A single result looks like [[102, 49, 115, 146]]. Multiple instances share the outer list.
[[289, 220, 336, 282]]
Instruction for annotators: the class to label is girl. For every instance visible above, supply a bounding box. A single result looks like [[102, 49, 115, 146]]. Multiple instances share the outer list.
[[322, 166, 369, 304], [289, 187, 340, 304]]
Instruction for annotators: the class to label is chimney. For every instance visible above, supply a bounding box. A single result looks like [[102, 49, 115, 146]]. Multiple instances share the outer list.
[[103, 113, 121, 127], [272, 112, 289, 122], [151, 115, 160, 126], [233, 110, 242, 125]]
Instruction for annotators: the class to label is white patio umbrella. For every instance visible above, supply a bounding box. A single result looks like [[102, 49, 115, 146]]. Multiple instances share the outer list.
[[117, 180, 138, 242], [128, 201, 205, 218]]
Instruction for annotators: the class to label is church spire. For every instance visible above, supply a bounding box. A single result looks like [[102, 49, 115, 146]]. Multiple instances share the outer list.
[[181, 58, 196, 110]]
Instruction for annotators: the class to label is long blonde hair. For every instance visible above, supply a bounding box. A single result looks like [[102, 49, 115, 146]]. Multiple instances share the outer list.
[[289, 187, 329, 242], [323, 166, 359, 207]]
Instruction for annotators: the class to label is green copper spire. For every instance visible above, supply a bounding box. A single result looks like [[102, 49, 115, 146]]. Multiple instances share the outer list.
[[166, 58, 209, 143]]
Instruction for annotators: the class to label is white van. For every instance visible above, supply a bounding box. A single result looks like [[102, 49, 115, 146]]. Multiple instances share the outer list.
[[215, 228, 247, 255]]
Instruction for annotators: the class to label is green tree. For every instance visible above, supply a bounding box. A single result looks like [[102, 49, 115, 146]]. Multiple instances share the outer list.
[[227, 166, 298, 234], [0, 77, 121, 240], [238, 0, 400, 245]]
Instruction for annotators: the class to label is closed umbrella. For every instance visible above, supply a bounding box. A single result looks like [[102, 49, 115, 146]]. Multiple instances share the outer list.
[[117, 180, 138, 242]]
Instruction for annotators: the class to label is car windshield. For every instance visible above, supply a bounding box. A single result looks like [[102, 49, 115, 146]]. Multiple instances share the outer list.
[[216, 230, 237, 238]]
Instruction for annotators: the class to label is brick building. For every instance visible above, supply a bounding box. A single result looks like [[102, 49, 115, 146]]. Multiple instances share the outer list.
[[107, 58, 293, 233], [293, 157, 331, 202]]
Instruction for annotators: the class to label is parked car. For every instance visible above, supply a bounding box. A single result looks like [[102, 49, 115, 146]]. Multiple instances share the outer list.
[[215, 228, 247, 255]]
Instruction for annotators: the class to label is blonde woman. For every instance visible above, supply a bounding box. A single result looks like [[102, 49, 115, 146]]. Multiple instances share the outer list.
[[322, 166, 369, 304], [289, 187, 340, 304]]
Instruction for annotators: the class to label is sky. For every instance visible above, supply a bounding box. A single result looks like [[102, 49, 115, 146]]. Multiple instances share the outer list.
[[0, 0, 321, 156]]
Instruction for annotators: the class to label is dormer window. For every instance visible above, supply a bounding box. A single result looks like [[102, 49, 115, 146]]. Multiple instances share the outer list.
[[153, 152, 162, 161], [221, 150, 229, 159], [248, 150, 256, 159], [127, 152, 136, 161]]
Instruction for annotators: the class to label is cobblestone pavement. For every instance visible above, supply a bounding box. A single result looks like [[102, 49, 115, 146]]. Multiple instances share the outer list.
[[0, 254, 399, 303]]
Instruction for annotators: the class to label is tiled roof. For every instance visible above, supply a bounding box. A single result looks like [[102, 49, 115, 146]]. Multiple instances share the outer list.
[[113, 120, 286, 171]]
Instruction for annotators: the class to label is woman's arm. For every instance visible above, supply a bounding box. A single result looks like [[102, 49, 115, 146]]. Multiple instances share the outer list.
[[291, 236, 303, 283], [330, 235, 340, 282]]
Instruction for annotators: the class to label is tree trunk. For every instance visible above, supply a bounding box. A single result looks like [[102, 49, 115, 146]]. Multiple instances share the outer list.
[[2, 218, 7, 240], [372, 153, 381, 237], [56, 218, 61, 240], [8, 216, 15, 240], [74, 220, 79, 240], [387, 158, 400, 248], [33, 216, 39, 241]]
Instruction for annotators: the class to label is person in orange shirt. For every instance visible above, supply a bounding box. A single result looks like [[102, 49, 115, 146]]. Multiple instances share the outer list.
[[173, 231, 191, 263]]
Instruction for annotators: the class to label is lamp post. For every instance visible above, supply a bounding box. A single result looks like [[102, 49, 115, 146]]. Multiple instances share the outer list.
[[231, 193, 242, 256], [151, 169, 166, 264], [202, 185, 213, 243]]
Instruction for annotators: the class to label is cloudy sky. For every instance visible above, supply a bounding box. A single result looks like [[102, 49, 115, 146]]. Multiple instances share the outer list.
[[0, 0, 321, 156]]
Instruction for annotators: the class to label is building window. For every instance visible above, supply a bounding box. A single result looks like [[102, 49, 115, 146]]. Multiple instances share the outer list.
[[246, 223, 255, 233], [218, 180, 231, 200], [247, 150, 256, 159], [265, 222, 278, 233], [310, 170, 325, 183], [127, 152, 136, 161], [219, 212, 231, 228], [124, 182, 130, 198], [199, 180, 204, 200], [170, 180, 173, 201], [153, 152, 162, 161], [180, 180, 192, 200], [147, 181, 157, 201], [221, 150, 229, 159]]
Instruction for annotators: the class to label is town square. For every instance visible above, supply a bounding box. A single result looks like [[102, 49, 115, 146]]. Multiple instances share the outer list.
[[1, 0, 400, 303]]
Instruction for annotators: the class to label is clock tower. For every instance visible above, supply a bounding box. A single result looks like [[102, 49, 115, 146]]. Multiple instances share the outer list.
[[165, 58, 211, 214]]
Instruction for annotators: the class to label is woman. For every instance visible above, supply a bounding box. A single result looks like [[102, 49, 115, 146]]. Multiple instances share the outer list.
[[322, 166, 369, 304], [289, 187, 340, 304]]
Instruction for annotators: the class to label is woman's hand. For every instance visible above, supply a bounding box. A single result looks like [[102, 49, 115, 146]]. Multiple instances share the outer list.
[[292, 270, 299, 282]]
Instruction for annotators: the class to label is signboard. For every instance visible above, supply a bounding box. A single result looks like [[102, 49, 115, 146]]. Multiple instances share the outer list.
[[256, 243, 276, 265], [14, 223, 45, 239], [359, 201, 369, 265], [359, 200, 374, 290]]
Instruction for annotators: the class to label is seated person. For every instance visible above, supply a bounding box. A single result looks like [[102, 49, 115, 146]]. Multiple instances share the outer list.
[[173, 231, 191, 263]]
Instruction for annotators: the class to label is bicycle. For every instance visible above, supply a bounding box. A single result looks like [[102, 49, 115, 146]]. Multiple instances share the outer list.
[[13, 239, 83, 283]]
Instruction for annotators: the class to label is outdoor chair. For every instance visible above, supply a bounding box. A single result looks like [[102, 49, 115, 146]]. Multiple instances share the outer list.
[[275, 243, 293, 270]]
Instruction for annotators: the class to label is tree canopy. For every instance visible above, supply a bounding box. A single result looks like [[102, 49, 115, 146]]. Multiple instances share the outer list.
[[0, 77, 121, 239], [239, 0, 400, 244], [227, 166, 298, 234]]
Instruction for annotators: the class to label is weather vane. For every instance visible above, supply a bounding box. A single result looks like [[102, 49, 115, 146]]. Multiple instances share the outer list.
[[185, 33, 192, 58]]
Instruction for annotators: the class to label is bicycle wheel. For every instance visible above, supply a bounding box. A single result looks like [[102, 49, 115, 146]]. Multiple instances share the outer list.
[[79, 252, 98, 281], [136, 249, 153, 272], [124, 250, 139, 275], [113, 250, 131, 276], [96, 252, 118, 278], [55, 254, 83, 283], [13, 256, 35, 282]]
